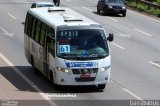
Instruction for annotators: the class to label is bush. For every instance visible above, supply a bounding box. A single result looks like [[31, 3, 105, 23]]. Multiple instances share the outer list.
[[125, 0, 160, 17], [136, 3, 148, 12], [156, 0, 160, 5], [153, 8, 160, 16]]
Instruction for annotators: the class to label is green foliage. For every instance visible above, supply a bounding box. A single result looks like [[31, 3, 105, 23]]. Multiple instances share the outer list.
[[125, 0, 160, 17], [136, 3, 148, 12], [153, 8, 160, 16], [156, 0, 160, 5]]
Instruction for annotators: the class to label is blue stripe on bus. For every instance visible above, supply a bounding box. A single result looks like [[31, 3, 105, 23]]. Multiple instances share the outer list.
[[66, 62, 98, 68]]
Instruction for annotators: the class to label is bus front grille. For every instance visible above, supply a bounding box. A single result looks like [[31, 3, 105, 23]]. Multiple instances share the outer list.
[[75, 77, 96, 82], [72, 68, 98, 74]]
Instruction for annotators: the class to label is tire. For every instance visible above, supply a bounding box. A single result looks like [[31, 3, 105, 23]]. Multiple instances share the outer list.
[[49, 71, 58, 90], [98, 84, 106, 90], [122, 13, 126, 17], [97, 6, 100, 13]]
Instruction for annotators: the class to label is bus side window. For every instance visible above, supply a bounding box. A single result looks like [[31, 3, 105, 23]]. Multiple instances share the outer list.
[[28, 14, 34, 37], [39, 24, 46, 46], [35, 20, 42, 43], [47, 26, 55, 56], [24, 14, 29, 34], [49, 39, 55, 57], [31, 18, 37, 39]]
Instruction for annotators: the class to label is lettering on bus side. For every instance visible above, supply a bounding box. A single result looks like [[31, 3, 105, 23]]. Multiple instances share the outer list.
[[66, 62, 98, 68]]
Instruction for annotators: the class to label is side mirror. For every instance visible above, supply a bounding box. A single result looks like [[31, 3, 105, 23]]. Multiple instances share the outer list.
[[107, 33, 114, 42]]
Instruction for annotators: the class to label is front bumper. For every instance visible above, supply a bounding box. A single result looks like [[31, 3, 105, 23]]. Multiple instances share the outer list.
[[104, 8, 126, 14], [54, 68, 110, 86]]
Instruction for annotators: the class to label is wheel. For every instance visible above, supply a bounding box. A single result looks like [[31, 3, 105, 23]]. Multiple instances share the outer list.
[[97, 6, 100, 13], [49, 71, 58, 90], [122, 13, 126, 17], [98, 84, 106, 90]]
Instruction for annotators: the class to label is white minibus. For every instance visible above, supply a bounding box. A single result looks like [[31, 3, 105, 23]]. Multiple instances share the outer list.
[[24, 7, 113, 90]]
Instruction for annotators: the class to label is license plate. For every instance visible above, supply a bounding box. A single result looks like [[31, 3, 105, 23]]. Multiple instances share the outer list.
[[115, 9, 120, 12], [80, 74, 91, 78]]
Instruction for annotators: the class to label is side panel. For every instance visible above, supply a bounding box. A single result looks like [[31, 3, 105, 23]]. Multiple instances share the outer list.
[[24, 34, 31, 64], [30, 39, 44, 74]]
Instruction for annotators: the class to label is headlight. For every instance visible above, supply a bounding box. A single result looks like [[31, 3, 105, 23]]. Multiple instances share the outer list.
[[57, 67, 69, 73], [108, 5, 112, 9], [122, 6, 126, 9], [100, 66, 111, 72]]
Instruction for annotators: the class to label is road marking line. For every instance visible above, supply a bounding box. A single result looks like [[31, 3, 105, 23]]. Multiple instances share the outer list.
[[0, 26, 14, 37], [117, 33, 131, 38], [65, 0, 72, 2], [149, 61, 160, 68], [0, 53, 57, 106], [7, 13, 17, 20], [111, 42, 125, 50], [135, 29, 152, 37], [122, 88, 143, 100], [111, 79, 143, 100], [106, 17, 118, 22], [128, 10, 160, 23], [82, 7, 92, 12], [0, 26, 10, 34]]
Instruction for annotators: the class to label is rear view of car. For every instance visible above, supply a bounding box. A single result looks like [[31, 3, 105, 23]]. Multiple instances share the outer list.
[[31, 2, 55, 8], [97, 0, 127, 17]]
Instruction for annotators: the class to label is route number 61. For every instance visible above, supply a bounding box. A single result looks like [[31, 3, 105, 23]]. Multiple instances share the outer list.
[[59, 45, 70, 53]]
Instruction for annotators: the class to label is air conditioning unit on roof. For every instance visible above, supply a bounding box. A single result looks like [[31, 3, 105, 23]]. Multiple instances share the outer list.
[[48, 7, 65, 12], [61, 14, 83, 22]]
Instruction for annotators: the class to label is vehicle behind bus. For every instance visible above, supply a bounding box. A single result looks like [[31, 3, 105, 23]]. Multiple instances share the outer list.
[[24, 7, 113, 90]]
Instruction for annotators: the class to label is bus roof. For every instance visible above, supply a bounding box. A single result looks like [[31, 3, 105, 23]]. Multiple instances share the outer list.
[[28, 7, 101, 28]]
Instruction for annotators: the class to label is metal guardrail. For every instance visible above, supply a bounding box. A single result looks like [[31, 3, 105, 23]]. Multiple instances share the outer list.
[[132, 0, 160, 9]]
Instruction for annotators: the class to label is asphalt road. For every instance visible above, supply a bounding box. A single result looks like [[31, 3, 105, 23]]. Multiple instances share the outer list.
[[0, 0, 160, 106]]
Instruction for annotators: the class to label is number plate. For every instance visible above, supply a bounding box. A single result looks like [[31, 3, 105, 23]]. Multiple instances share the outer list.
[[80, 74, 91, 78]]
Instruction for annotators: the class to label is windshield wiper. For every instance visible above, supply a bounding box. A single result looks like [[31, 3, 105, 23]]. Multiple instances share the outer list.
[[58, 53, 79, 59], [58, 53, 108, 60], [97, 53, 109, 58]]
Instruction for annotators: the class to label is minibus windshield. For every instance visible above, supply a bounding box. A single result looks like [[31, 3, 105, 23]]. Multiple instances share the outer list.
[[56, 29, 109, 60]]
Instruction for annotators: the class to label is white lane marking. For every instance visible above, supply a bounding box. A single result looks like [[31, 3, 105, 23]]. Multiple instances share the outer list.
[[65, 0, 72, 2], [7, 13, 17, 20], [128, 10, 160, 23], [149, 61, 160, 68], [135, 29, 152, 37], [106, 17, 118, 22], [122, 88, 143, 100], [117, 33, 131, 38], [111, 80, 143, 100], [82, 7, 92, 12], [0, 26, 14, 37], [0, 53, 57, 106], [111, 42, 125, 50]]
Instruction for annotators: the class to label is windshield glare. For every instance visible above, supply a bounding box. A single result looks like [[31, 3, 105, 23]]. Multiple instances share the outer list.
[[56, 29, 109, 59]]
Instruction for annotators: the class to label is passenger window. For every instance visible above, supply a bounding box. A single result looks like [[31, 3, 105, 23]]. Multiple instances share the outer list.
[[49, 39, 55, 57], [24, 14, 29, 34], [31, 18, 37, 39], [35, 20, 41, 42], [40, 24, 46, 46], [46, 26, 55, 38], [28, 14, 34, 37]]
